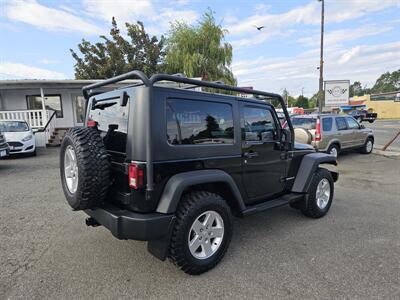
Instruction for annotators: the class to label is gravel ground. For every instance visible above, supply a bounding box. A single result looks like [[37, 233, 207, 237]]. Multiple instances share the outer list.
[[1, 148, 399, 299]]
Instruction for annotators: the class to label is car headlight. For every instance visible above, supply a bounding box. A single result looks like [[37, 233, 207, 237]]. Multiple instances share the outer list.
[[22, 134, 33, 142]]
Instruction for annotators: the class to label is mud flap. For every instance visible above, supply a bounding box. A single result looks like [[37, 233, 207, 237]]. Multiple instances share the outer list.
[[147, 216, 176, 261]]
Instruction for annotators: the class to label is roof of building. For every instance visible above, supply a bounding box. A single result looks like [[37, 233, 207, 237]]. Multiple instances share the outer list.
[[0, 79, 141, 90], [0, 78, 202, 91]]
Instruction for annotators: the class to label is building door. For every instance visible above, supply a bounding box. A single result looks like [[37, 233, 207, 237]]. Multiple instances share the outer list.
[[73, 95, 85, 126]]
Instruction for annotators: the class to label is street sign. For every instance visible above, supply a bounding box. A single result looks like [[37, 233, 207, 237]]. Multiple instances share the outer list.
[[324, 80, 350, 107]]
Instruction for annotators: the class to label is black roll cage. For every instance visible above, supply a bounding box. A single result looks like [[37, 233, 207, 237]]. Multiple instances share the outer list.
[[82, 70, 295, 194]]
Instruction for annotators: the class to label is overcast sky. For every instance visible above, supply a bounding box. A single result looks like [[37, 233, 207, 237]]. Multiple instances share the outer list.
[[0, 0, 399, 96]]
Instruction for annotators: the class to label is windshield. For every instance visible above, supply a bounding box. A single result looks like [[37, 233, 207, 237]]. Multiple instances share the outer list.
[[291, 117, 316, 130], [0, 121, 29, 132]]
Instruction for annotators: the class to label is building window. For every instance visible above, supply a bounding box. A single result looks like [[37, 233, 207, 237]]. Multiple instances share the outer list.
[[75, 96, 85, 124], [26, 95, 63, 118], [166, 99, 234, 145]]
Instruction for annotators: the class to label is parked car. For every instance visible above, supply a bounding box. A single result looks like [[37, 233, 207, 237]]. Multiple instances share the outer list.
[[276, 111, 286, 125], [291, 114, 374, 158], [59, 70, 338, 275], [0, 131, 10, 158], [348, 110, 377, 123], [0, 120, 36, 156]]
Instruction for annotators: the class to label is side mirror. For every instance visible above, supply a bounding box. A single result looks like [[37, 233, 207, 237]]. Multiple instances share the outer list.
[[360, 124, 365, 129]]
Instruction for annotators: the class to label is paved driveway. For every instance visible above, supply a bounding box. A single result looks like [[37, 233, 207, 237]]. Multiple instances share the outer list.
[[1, 148, 399, 299]]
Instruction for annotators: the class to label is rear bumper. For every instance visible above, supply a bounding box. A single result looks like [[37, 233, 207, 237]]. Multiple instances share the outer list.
[[84, 204, 175, 241]]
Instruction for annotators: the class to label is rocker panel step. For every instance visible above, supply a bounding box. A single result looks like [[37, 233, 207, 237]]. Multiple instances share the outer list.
[[241, 193, 305, 216]]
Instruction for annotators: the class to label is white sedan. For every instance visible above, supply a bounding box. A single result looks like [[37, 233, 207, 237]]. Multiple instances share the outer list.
[[0, 120, 36, 156]]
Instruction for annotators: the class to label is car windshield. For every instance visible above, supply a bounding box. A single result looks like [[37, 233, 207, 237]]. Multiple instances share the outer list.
[[291, 117, 316, 130], [0, 121, 29, 132]]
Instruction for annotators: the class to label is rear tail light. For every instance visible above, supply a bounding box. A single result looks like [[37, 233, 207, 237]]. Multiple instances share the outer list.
[[315, 118, 322, 141], [128, 163, 144, 189], [87, 120, 97, 128]]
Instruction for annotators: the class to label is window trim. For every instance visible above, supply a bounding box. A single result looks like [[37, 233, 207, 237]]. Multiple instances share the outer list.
[[26, 94, 63, 118], [165, 98, 235, 146]]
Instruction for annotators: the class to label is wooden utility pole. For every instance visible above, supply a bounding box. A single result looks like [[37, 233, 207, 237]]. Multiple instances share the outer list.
[[318, 0, 325, 113], [382, 130, 400, 151]]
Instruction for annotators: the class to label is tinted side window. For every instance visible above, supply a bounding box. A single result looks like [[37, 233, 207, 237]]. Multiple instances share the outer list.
[[346, 117, 359, 129], [335, 117, 347, 130], [166, 99, 234, 145], [291, 118, 316, 130], [322, 117, 333, 131], [243, 107, 278, 142]]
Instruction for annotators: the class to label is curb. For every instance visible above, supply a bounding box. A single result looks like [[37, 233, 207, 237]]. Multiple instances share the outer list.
[[373, 149, 400, 157]]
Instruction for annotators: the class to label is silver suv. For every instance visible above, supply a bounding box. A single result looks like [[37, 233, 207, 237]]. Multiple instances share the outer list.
[[291, 114, 374, 157]]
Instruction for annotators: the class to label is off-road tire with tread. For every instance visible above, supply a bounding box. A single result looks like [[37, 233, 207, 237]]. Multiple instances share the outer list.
[[301, 168, 333, 218], [168, 191, 232, 275], [60, 127, 110, 210]]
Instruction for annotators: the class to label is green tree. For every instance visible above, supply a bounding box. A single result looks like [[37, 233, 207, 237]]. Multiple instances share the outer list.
[[371, 69, 400, 93], [309, 92, 320, 108], [71, 18, 165, 79], [163, 9, 236, 85], [349, 81, 363, 97], [295, 95, 309, 108], [288, 96, 297, 107]]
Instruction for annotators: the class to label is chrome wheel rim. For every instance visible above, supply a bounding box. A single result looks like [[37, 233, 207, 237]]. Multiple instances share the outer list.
[[64, 145, 79, 194], [316, 178, 330, 209], [366, 140, 373, 153], [188, 210, 224, 260], [329, 147, 338, 158]]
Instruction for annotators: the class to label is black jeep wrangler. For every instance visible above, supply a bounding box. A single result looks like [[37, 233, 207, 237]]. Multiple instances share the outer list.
[[60, 71, 338, 275]]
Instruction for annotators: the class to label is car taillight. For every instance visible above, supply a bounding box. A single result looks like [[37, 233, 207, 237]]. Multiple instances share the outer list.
[[87, 120, 97, 127], [128, 163, 144, 189], [315, 118, 322, 141]]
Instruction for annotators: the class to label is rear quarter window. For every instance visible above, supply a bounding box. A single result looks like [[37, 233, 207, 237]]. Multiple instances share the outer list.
[[322, 117, 333, 131], [166, 99, 234, 145]]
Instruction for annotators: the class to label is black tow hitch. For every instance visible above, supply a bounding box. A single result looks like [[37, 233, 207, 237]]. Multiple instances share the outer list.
[[85, 217, 101, 227]]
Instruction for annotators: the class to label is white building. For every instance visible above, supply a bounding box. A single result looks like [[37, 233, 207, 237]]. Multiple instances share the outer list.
[[0, 79, 136, 146], [0, 79, 200, 147]]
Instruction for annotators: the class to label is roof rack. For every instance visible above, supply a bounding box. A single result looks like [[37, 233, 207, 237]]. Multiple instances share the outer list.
[[82, 70, 294, 193]]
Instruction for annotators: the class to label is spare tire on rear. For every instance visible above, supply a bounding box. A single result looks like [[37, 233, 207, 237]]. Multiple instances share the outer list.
[[60, 127, 110, 210], [294, 127, 312, 144]]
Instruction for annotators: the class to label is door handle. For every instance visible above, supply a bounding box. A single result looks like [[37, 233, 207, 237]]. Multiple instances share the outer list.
[[243, 151, 259, 158]]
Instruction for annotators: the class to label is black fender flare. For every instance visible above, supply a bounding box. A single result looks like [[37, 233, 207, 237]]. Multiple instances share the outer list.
[[156, 169, 246, 214], [291, 152, 338, 193]]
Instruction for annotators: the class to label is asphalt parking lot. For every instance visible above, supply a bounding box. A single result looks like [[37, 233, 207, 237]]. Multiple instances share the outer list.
[[1, 148, 399, 299], [368, 119, 400, 151]]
